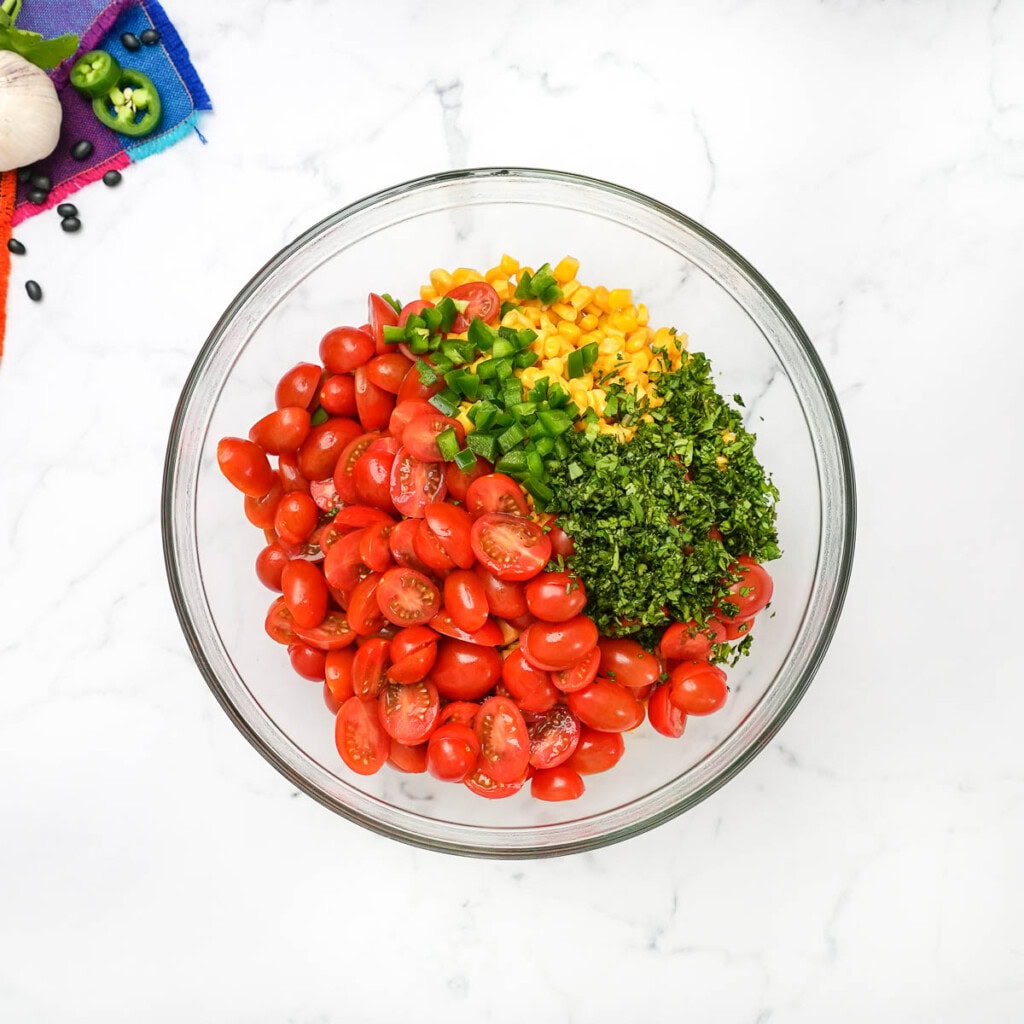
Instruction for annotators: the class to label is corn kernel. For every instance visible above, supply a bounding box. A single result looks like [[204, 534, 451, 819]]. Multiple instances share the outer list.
[[541, 357, 564, 377], [578, 313, 598, 331], [543, 335, 562, 359], [520, 367, 544, 389], [607, 288, 632, 311], [429, 268, 453, 293], [636, 303, 649, 326], [620, 364, 639, 383], [485, 266, 505, 283], [591, 286, 611, 313], [716, 455, 728, 470], [630, 351, 650, 373], [611, 311, 638, 333], [500, 253, 519, 275], [550, 302, 577, 322], [560, 279, 579, 299], [539, 313, 556, 333], [456, 409, 475, 432], [722, 431, 737, 445], [553, 257, 580, 284], [568, 375, 593, 394], [420, 285, 438, 302], [626, 328, 649, 353], [524, 307, 543, 327], [572, 394, 589, 412], [493, 279, 511, 301], [557, 321, 582, 341], [587, 391, 606, 416], [570, 286, 595, 311], [598, 337, 620, 356]]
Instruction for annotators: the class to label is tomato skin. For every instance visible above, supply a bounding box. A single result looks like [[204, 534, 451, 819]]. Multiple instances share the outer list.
[[423, 502, 474, 569], [320, 326, 375, 374], [276, 362, 323, 410], [323, 529, 370, 592], [297, 417, 364, 481], [648, 682, 687, 738], [465, 473, 529, 518], [443, 569, 489, 633], [325, 647, 357, 705], [387, 738, 429, 774], [277, 452, 310, 494], [244, 478, 283, 529], [354, 365, 396, 431], [668, 661, 729, 715], [388, 399, 437, 443], [445, 456, 493, 502], [547, 523, 576, 560], [720, 615, 756, 641], [388, 644, 437, 684], [335, 696, 389, 776], [390, 447, 447, 518], [402, 414, 466, 463], [347, 573, 386, 636], [333, 431, 381, 504], [217, 437, 275, 497], [398, 299, 432, 327], [358, 521, 394, 573], [365, 352, 414, 394], [249, 407, 311, 455], [549, 646, 601, 694], [447, 281, 501, 330], [524, 571, 587, 623], [659, 619, 726, 661], [288, 642, 327, 681], [352, 448, 397, 512], [597, 637, 663, 690], [412, 520, 456, 574], [470, 513, 551, 582], [429, 610, 503, 647], [564, 726, 625, 775], [473, 567, 528, 619], [527, 705, 581, 769], [319, 373, 357, 417], [567, 679, 645, 733], [719, 557, 774, 620], [530, 765, 585, 802], [519, 616, 599, 671], [352, 637, 390, 699], [324, 682, 344, 715], [438, 701, 480, 728], [274, 491, 319, 545], [474, 695, 531, 784], [265, 597, 297, 644], [368, 293, 400, 354], [464, 765, 527, 799], [335, 505, 395, 531], [256, 542, 289, 590], [309, 478, 342, 515], [501, 649, 560, 715], [388, 517, 432, 573], [431, 639, 502, 701], [427, 722, 481, 782], [292, 610, 355, 652], [378, 680, 440, 745], [281, 560, 328, 629], [376, 567, 441, 627]]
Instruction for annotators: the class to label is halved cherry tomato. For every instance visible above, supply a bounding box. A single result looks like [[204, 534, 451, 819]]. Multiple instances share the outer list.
[[354, 365, 396, 431], [352, 637, 389, 699], [530, 765, 585, 801], [334, 505, 395, 531], [320, 326, 375, 374], [358, 521, 394, 572], [288, 642, 327, 681], [251, 408, 310, 456], [387, 738, 429, 774], [547, 523, 576, 560], [470, 513, 551, 582], [217, 437, 275, 497], [244, 478, 283, 529], [368, 293, 400, 354], [423, 502, 474, 568], [388, 643, 437, 684], [564, 726, 625, 775], [447, 281, 501, 331], [473, 566, 528, 619], [265, 597, 297, 644], [293, 610, 355, 652], [323, 529, 370, 592], [274, 492, 319, 545], [276, 362, 322, 410], [297, 417, 364, 481], [390, 447, 446, 518], [442, 569, 489, 633], [396, 366, 445, 404], [525, 571, 587, 622], [281, 559, 328, 629], [376, 567, 440, 627], [719, 557, 774, 620], [426, 722, 480, 782], [324, 683, 343, 715], [429, 610, 502, 647], [668, 661, 728, 715], [325, 647, 357, 705], [277, 452, 310, 493], [398, 299, 432, 327], [431, 639, 502, 701], [347, 573, 385, 636], [597, 637, 662, 690], [335, 695, 389, 775], [378, 680, 440, 745], [366, 352, 413, 394], [413, 520, 456, 573], [659, 619, 726, 661], [465, 473, 529, 518], [648, 682, 687, 738], [549, 646, 600, 693], [319, 373, 357, 417], [445, 456, 493, 502], [309, 478, 342, 514], [519, 615, 598, 671], [333, 431, 381, 504], [352, 447, 397, 512], [501, 649, 560, 715], [720, 615, 756, 641], [388, 517, 432, 573], [526, 707, 582, 769], [256, 542, 289, 591], [438, 701, 479, 728], [567, 679, 645, 733], [474, 695, 530, 784], [388, 624, 438, 661], [388, 399, 438, 443], [402, 414, 466, 463], [463, 764, 527, 799]]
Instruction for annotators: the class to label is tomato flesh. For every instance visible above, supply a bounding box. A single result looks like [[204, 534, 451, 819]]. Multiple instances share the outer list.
[[470, 513, 551, 581], [474, 696, 530, 784], [335, 696, 389, 775]]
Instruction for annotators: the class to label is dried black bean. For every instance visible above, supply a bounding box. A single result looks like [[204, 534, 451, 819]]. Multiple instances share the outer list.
[[70, 139, 94, 161], [17, 167, 32, 184], [57, 203, 79, 218], [102, 170, 123, 187], [27, 188, 48, 205], [121, 32, 141, 51], [140, 28, 160, 45], [31, 173, 51, 193], [7, 238, 26, 255], [61, 217, 82, 233], [26, 281, 43, 302]]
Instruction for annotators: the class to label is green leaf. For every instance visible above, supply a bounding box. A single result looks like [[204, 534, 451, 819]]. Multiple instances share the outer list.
[[0, 25, 79, 69]]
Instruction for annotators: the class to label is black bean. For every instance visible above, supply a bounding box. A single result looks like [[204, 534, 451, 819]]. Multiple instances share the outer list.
[[70, 139, 94, 161], [27, 188, 48, 205], [57, 203, 79, 218], [140, 28, 160, 45], [7, 238, 26, 255], [26, 281, 43, 302], [103, 169, 123, 187], [31, 173, 51, 193], [121, 32, 141, 51], [61, 217, 82, 233], [17, 167, 32, 184]]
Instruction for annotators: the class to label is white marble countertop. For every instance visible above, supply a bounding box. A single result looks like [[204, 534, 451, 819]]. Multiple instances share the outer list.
[[2, 1, 1023, 1020]]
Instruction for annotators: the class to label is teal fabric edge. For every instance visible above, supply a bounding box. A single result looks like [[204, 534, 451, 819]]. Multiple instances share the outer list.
[[128, 112, 205, 161]]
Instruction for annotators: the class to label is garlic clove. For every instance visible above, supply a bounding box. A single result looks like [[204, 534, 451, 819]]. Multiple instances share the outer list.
[[0, 51, 63, 173]]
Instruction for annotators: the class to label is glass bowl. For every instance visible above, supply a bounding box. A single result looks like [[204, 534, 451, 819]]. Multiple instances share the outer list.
[[162, 168, 856, 858]]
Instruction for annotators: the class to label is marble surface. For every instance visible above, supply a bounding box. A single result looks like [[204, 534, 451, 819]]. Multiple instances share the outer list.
[[2, 0, 1023, 1020]]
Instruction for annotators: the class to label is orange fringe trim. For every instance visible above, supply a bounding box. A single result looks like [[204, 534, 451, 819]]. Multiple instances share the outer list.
[[0, 169, 16, 359]]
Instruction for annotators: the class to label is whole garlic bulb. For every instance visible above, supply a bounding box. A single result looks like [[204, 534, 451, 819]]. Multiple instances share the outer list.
[[0, 50, 62, 172]]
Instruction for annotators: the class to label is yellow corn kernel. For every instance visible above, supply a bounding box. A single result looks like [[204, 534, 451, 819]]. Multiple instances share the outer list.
[[611, 311, 638, 334], [550, 302, 577, 323], [716, 455, 728, 470], [557, 321, 582, 341], [722, 430, 737, 445], [553, 257, 580, 284], [560, 279, 579, 300], [620, 364, 639, 383], [571, 393, 589, 412], [567, 375, 593, 395], [502, 309, 530, 329], [493, 279, 511, 301], [607, 288, 632, 311], [636, 303, 649, 326], [587, 391, 607, 416], [580, 330, 604, 346], [500, 253, 519, 275], [543, 335, 562, 359], [578, 312, 598, 331], [519, 367, 544, 390], [485, 266, 506, 283], [420, 285, 438, 302], [456, 409, 475, 432], [630, 351, 650, 373], [538, 313, 556, 333], [541, 357, 564, 377], [571, 286, 595, 311], [429, 268, 453, 293], [523, 306, 543, 327], [598, 337, 621, 356], [591, 286, 611, 313], [451, 267, 483, 286], [626, 328, 650, 353]]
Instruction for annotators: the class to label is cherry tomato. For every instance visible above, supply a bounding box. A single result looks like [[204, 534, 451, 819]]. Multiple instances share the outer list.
[[438, 701, 479, 728], [402, 414, 466, 463], [323, 529, 370, 592], [347, 573, 386, 636], [720, 615, 756, 641], [549, 646, 600, 694], [547, 523, 576, 560], [365, 352, 413, 394], [564, 726, 625, 775], [358, 521, 394, 572], [525, 571, 587, 622], [256, 542, 289, 590], [648, 682, 687, 738], [324, 682, 343, 715], [429, 610, 503, 647], [659, 619, 726, 661], [447, 281, 501, 331], [309, 478, 342, 515], [442, 569, 489, 633], [463, 764, 527, 799], [445, 456, 493, 502], [351, 637, 390, 699], [376, 567, 440, 627], [277, 452, 310, 493], [368, 293, 399, 354], [423, 502, 474, 568], [426, 722, 481, 782], [567, 679, 645, 733], [412, 520, 456, 573], [465, 473, 529, 517], [249, 407, 311, 455], [352, 447, 397, 512], [319, 373, 357, 417], [719, 557, 774, 620], [431, 639, 502, 701], [390, 447, 446, 518], [288, 642, 327, 681], [335, 505, 396, 530], [325, 647, 357, 705], [388, 517, 432, 573], [264, 597, 297, 644], [378, 679, 440, 745], [396, 366, 445, 404], [281, 559, 328, 629], [474, 695, 530, 784], [668, 661, 728, 715], [387, 739, 429, 774], [501, 648, 560, 715], [388, 399, 438, 443], [597, 637, 662, 690], [470, 513, 551, 582], [530, 765, 585, 802], [333, 431, 381, 504], [297, 417, 364, 481], [473, 567, 528, 619], [244, 478, 283, 529], [292, 610, 355, 652], [335, 696, 389, 775], [388, 642, 437, 684], [276, 362, 323, 410], [274, 492, 319, 545], [354, 365, 396, 431], [527, 707, 580, 772], [519, 616, 598, 672], [320, 325, 375, 373], [217, 437, 275, 497], [398, 299, 433, 326]]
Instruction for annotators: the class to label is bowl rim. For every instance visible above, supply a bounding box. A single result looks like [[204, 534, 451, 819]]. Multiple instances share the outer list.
[[162, 166, 857, 858]]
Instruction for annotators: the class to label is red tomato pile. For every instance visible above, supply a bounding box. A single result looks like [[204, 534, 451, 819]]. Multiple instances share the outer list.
[[217, 292, 775, 801]]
